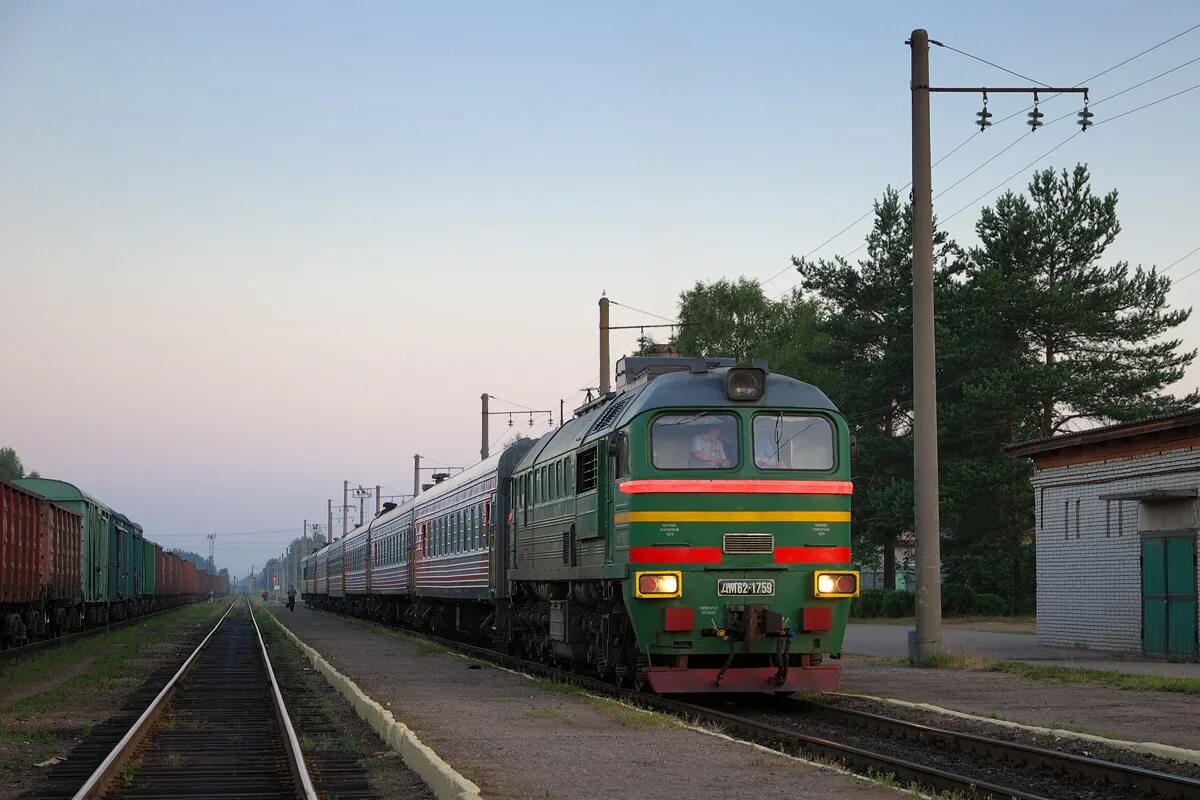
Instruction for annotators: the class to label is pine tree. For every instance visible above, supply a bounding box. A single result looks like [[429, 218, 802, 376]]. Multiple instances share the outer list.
[[795, 188, 962, 587], [972, 164, 1196, 437], [937, 164, 1196, 609]]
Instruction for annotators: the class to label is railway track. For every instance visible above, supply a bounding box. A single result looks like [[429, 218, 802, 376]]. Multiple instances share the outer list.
[[311, 610, 1200, 800], [65, 596, 317, 800]]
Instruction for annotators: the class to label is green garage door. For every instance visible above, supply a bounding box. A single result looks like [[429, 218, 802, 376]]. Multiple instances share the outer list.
[[1142, 535, 1198, 659]]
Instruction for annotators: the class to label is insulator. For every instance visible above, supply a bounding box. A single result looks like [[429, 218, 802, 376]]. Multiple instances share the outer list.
[[528, 413, 534, 427], [1027, 107, 1045, 130], [976, 106, 993, 131], [1077, 107, 1094, 131], [508, 414, 513, 428]]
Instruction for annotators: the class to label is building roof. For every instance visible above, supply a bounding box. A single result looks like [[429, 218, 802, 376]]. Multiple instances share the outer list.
[[1006, 408, 1200, 465]]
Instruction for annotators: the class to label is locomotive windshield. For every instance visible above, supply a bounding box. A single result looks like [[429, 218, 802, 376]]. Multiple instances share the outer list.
[[651, 412, 739, 470], [752, 413, 834, 470]]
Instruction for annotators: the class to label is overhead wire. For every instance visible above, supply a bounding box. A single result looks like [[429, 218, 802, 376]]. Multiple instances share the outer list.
[[940, 131, 1082, 224], [485, 393, 539, 412], [607, 299, 678, 324], [772, 22, 1200, 292], [932, 40, 1052, 87], [989, 23, 1200, 126], [1092, 81, 1200, 127], [1164, 244, 1200, 275], [1167, 247, 1200, 285]]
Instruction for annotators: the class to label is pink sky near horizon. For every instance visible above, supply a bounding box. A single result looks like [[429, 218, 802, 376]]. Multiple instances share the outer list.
[[5, 2, 1200, 578]]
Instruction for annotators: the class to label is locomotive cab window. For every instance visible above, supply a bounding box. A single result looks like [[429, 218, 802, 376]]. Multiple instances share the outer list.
[[752, 413, 835, 470], [651, 413, 739, 470]]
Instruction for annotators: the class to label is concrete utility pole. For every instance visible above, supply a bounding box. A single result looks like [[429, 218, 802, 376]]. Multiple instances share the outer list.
[[599, 294, 611, 394], [910, 28, 943, 664], [907, 28, 1088, 663], [481, 393, 490, 460], [375, 485, 381, 516], [327, 501, 333, 545], [413, 454, 421, 497], [355, 485, 369, 526], [342, 480, 349, 539]]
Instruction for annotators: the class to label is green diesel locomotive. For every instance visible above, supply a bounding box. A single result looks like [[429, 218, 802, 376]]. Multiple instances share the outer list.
[[501, 355, 858, 692]]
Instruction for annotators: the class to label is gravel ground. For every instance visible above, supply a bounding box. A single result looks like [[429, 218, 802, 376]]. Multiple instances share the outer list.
[[270, 605, 904, 800], [838, 656, 1200, 751]]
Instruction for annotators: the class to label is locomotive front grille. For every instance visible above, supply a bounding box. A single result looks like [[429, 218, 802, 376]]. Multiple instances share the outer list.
[[723, 533, 774, 554]]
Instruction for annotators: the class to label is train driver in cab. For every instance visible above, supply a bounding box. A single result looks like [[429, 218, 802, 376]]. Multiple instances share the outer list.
[[690, 425, 732, 468]]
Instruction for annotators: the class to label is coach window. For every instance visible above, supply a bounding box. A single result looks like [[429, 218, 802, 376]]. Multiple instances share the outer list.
[[556, 461, 563, 497]]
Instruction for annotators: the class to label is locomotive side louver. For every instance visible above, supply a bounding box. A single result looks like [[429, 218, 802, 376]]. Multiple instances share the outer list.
[[722, 533, 774, 554]]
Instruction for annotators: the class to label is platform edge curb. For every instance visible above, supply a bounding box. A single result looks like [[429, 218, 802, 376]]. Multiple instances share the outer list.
[[833, 691, 1200, 766], [264, 605, 484, 800]]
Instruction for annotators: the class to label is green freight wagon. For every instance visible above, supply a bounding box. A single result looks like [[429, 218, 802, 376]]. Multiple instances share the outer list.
[[142, 538, 156, 607], [12, 478, 114, 624]]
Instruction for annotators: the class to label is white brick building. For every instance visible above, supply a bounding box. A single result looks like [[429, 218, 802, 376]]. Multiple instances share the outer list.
[[1009, 413, 1200, 659]]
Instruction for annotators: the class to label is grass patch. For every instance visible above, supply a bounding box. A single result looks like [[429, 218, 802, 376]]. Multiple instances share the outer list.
[[529, 677, 586, 696], [992, 660, 1200, 695], [583, 696, 675, 728], [528, 708, 569, 720], [906, 648, 1200, 695], [0, 600, 229, 721]]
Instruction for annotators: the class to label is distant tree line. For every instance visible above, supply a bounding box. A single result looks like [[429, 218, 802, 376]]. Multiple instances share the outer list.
[[651, 165, 1195, 612], [0, 447, 40, 481]]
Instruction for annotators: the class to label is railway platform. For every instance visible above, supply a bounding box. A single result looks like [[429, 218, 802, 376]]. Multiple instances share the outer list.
[[265, 603, 901, 800]]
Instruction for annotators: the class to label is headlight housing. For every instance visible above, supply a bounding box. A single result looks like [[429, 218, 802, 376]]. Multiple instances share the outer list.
[[813, 570, 860, 598], [635, 571, 683, 598], [726, 368, 766, 401]]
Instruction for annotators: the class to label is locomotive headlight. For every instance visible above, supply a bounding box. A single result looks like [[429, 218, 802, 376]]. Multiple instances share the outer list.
[[814, 570, 860, 598], [726, 368, 766, 401], [635, 571, 683, 598]]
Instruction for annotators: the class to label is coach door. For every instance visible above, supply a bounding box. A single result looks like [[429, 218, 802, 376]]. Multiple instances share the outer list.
[[1141, 533, 1198, 659]]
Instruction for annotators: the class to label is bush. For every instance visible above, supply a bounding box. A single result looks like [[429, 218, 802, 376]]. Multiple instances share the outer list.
[[975, 592, 1012, 616], [941, 583, 977, 616], [881, 589, 915, 617], [851, 588, 889, 618]]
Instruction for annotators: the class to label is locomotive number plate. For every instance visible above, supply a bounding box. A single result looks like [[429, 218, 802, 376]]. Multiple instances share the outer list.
[[717, 579, 775, 597]]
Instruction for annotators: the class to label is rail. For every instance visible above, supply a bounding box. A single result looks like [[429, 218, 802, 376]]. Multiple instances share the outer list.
[[70, 595, 318, 800]]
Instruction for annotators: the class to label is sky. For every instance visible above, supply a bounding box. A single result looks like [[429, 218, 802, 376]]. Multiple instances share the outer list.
[[4, 1, 1200, 579]]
